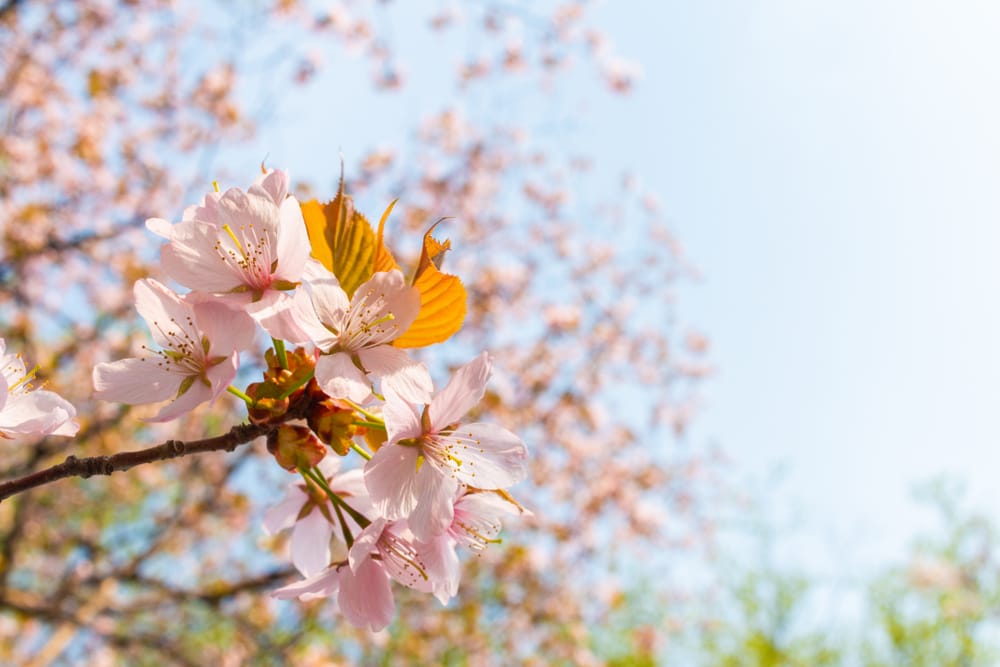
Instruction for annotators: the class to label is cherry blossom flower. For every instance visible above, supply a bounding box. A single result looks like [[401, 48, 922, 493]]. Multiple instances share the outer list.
[[304, 270, 432, 404], [146, 170, 319, 343], [92, 279, 253, 422], [365, 352, 528, 542], [263, 457, 371, 577], [0, 339, 78, 439], [417, 489, 521, 604], [273, 518, 430, 632]]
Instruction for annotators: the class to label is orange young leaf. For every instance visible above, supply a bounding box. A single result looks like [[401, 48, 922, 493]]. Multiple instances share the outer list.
[[301, 174, 376, 298], [374, 199, 401, 274], [394, 223, 467, 348]]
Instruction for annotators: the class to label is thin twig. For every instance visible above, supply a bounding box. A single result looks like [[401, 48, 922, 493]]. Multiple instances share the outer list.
[[0, 421, 275, 504]]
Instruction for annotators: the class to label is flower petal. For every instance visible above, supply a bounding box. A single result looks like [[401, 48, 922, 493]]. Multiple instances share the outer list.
[[291, 509, 333, 577], [339, 558, 394, 631], [272, 566, 340, 601], [381, 387, 423, 445], [134, 279, 201, 350], [253, 169, 289, 206], [315, 352, 371, 403], [358, 346, 432, 405], [351, 270, 421, 345], [273, 195, 312, 281], [0, 390, 78, 437], [159, 225, 245, 293], [364, 445, 421, 520], [348, 518, 387, 572], [429, 351, 492, 429], [251, 285, 325, 346], [451, 492, 513, 550], [193, 300, 257, 353], [438, 422, 528, 489], [417, 535, 461, 605], [92, 358, 179, 404], [307, 280, 350, 350], [146, 380, 216, 423], [407, 467, 458, 543], [263, 487, 308, 536]]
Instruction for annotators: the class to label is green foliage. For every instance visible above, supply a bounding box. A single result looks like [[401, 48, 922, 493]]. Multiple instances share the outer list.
[[693, 568, 842, 667], [861, 480, 1000, 667], [664, 479, 1000, 667]]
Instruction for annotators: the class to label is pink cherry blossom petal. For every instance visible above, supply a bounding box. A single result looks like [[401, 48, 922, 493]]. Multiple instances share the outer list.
[[291, 509, 333, 577], [306, 279, 351, 334], [263, 488, 308, 536], [0, 390, 78, 436], [134, 279, 203, 351], [439, 422, 528, 489], [253, 169, 289, 206], [358, 345, 432, 405], [50, 418, 80, 437], [272, 567, 340, 601], [451, 492, 513, 551], [417, 535, 461, 604], [204, 352, 240, 397], [160, 227, 245, 292], [144, 217, 175, 238], [364, 445, 422, 520], [243, 288, 318, 346], [147, 380, 216, 423], [315, 352, 371, 403], [192, 301, 257, 353], [351, 271, 422, 344], [382, 387, 423, 444], [348, 518, 387, 572], [316, 456, 343, 479], [273, 196, 311, 279], [429, 351, 492, 428], [338, 558, 394, 631], [407, 468, 458, 543], [92, 358, 180, 404]]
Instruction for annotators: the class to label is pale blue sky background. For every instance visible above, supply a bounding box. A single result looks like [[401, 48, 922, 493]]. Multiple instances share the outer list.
[[608, 0, 1000, 574], [238, 0, 1000, 579]]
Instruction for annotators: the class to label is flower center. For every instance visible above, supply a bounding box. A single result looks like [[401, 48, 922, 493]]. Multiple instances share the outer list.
[[214, 223, 276, 290]]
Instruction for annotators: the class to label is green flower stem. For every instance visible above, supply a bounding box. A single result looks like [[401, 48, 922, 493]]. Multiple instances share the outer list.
[[350, 443, 373, 461], [343, 399, 383, 423], [353, 420, 386, 431], [226, 385, 254, 405], [300, 466, 370, 529], [330, 501, 354, 549], [272, 338, 288, 370]]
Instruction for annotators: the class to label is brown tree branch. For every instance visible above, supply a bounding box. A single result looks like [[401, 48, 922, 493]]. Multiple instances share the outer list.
[[0, 0, 23, 21], [0, 421, 276, 504]]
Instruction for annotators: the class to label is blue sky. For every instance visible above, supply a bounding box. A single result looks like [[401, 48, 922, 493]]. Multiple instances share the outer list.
[[592, 0, 1000, 574], [236, 0, 1000, 578]]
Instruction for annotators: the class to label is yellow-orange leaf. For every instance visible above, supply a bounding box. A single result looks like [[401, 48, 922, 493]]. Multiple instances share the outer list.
[[373, 199, 401, 274], [301, 178, 376, 298], [395, 226, 467, 348]]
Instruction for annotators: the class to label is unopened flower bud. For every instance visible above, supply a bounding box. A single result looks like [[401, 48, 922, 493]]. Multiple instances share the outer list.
[[267, 424, 326, 471], [245, 382, 290, 424], [307, 398, 357, 456]]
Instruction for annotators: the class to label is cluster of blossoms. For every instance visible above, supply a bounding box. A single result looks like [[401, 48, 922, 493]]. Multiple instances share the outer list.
[[89, 169, 530, 631]]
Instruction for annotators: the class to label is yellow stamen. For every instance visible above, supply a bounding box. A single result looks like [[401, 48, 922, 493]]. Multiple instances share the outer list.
[[221, 224, 247, 259], [212, 180, 220, 193], [8, 365, 39, 393]]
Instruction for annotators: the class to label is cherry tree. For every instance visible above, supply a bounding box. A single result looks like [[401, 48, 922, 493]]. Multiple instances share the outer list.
[[0, 1, 715, 663]]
